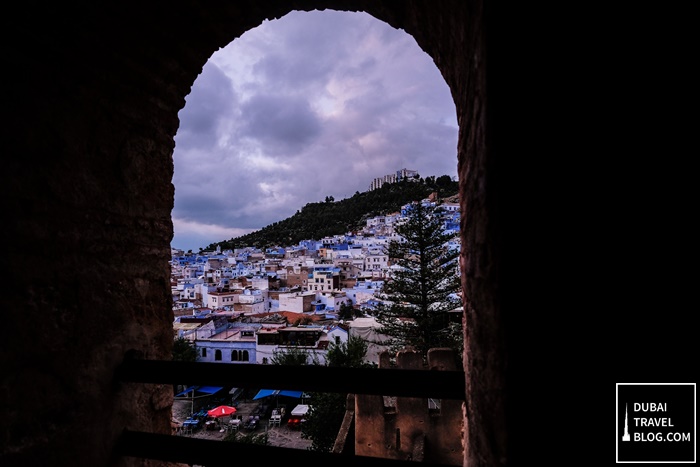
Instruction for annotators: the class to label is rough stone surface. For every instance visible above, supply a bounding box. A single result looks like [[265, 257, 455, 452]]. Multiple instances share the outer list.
[[0, 1, 506, 466], [354, 349, 464, 465]]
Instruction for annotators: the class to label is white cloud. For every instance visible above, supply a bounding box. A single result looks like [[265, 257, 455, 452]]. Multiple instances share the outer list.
[[171, 10, 458, 252], [171, 217, 257, 252]]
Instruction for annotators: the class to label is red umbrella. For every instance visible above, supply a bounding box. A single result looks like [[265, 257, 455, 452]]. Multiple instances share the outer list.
[[207, 405, 237, 418]]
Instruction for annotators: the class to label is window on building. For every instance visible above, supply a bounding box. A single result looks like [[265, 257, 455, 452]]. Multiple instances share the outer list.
[[242, 350, 249, 361], [231, 350, 238, 361], [202, 348, 207, 357], [215, 349, 222, 361]]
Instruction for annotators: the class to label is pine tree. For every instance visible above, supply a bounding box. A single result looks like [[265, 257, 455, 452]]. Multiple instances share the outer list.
[[374, 201, 462, 360]]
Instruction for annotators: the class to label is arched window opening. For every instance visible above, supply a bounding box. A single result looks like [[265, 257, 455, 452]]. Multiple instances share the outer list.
[[214, 349, 222, 361], [168, 10, 461, 460]]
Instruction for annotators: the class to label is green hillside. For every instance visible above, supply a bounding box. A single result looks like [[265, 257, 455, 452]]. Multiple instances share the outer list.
[[204, 175, 458, 251]]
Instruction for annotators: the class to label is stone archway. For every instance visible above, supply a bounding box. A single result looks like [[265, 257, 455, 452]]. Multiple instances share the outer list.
[[2, 2, 504, 466]]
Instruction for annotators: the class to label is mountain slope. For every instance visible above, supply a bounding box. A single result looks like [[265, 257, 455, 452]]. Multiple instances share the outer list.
[[204, 176, 458, 251]]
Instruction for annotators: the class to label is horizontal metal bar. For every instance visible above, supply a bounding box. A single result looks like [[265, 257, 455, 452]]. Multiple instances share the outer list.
[[116, 430, 460, 467], [115, 359, 465, 400]]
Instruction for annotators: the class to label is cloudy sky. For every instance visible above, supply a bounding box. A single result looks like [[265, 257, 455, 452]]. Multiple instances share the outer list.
[[171, 9, 458, 252]]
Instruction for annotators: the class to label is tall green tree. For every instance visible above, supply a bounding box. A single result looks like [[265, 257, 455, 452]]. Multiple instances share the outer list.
[[301, 391, 346, 452], [374, 201, 462, 359], [301, 336, 372, 452], [172, 336, 198, 396], [172, 336, 197, 362], [324, 335, 372, 369], [269, 346, 317, 366], [337, 301, 362, 321]]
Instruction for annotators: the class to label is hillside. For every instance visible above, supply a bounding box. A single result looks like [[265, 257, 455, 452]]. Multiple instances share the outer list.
[[204, 175, 459, 251]]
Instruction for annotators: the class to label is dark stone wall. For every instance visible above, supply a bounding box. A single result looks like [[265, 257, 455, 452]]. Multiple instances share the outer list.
[[0, 1, 506, 466], [355, 349, 464, 465]]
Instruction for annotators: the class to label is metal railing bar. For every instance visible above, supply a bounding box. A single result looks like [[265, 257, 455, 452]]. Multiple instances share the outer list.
[[116, 429, 461, 467]]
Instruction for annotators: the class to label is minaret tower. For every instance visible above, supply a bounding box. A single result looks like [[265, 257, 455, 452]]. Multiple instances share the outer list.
[[622, 403, 631, 441]]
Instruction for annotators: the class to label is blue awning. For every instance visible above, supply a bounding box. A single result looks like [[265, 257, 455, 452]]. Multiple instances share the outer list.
[[253, 389, 303, 400], [175, 386, 197, 397], [175, 385, 224, 397]]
